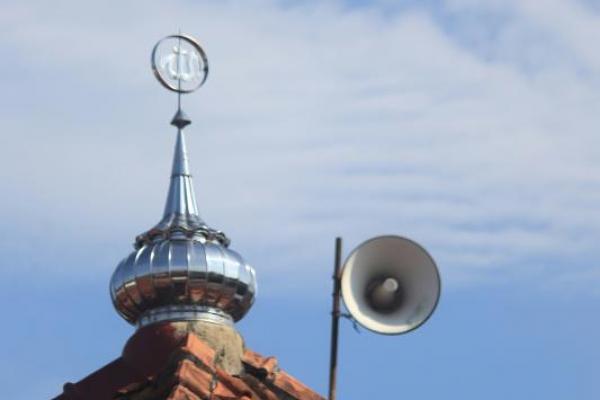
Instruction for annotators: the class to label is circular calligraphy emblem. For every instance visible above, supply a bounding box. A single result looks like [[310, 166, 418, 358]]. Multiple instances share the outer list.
[[151, 34, 209, 93]]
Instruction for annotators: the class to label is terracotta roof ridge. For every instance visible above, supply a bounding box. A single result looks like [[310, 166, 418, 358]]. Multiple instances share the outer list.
[[239, 373, 280, 400], [177, 333, 217, 368], [169, 356, 259, 399], [242, 349, 280, 378], [167, 384, 203, 400], [54, 327, 324, 400], [242, 349, 324, 400], [269, 369, 324, 400], [54, 358, 141, 400], [171, 358, 217, 398]]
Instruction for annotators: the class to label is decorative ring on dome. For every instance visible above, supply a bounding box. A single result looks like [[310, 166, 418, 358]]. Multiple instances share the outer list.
[[138, 305, 233, 328], [135, 225, 230, 249]]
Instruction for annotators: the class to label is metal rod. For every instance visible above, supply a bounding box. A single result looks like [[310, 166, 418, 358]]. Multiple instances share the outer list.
[[328, 237, 343, 400], [177, 34, 182, 111]]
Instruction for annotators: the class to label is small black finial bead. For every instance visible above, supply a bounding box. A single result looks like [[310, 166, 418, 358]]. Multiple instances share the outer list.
[[171, 109, 192, 129]]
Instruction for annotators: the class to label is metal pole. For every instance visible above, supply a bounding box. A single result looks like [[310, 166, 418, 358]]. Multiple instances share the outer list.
[[328, 237, 343, 400]]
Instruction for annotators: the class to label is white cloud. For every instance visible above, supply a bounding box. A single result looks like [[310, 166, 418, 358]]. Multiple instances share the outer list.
[[0, 0, 599, 293]]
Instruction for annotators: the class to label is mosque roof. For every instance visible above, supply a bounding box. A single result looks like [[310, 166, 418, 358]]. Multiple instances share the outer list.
[[53, 323, 323, 400]]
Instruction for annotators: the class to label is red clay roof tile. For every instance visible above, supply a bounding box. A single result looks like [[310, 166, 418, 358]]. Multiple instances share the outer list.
[[243, 349, 280, 378], [242, 349, 323, 400], [173, 359, 215, 398], [167, 384, 202, 400], [178, 333, 217, 368], [271, 370, 323, 400], [53, 325, 324, 400], [239, 373, 281, 400]]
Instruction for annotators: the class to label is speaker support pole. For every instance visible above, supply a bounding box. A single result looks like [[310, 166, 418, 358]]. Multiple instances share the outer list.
[[328, 237, 343, 400]]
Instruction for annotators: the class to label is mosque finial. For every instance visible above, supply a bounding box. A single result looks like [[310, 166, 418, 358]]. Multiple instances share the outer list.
[[110, 33, 256, 328]]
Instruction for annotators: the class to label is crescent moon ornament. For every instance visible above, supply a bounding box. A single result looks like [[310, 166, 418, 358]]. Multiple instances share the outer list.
[[151, 34, 209, 93]]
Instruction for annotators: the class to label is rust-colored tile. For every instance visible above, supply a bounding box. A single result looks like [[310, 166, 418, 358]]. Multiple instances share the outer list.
[[241, 373, 280, 400], [179, 333, 216, 367], [242, 349, 279, 378], [53, 329, 324, 400], [174, 359, 214, 398], [213, 369, 257, 400], [272, 371, 324, 400], [167, 384, 202, 400]]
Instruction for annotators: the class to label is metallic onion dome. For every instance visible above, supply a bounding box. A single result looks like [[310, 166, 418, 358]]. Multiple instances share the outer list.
[[110, 110, 257, 328]]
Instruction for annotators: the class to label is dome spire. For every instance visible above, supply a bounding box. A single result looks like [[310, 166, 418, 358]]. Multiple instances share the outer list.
[[110, 33, 256, 328], [162, 112, 198, 219]]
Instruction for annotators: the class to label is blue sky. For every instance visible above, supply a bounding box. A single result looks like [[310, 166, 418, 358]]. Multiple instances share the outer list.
[[1, 0, 599, 398]]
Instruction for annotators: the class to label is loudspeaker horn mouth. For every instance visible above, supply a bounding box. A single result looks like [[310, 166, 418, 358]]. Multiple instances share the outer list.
[[340, 235, 441, 335], [365, 277, 403, 314]]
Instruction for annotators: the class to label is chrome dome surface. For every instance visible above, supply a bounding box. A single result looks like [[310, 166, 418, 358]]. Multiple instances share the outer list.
[[111, 238, 256, 326], [110, 122, 257, 327]]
